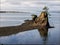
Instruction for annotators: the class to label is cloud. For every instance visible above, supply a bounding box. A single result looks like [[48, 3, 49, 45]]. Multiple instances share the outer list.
[[0, 0, 60, 12]]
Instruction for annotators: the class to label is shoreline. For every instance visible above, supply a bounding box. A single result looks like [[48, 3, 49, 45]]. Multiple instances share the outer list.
[[0, 11, 30, 13]]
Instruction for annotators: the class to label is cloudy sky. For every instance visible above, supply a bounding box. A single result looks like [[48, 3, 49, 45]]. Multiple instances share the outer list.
[[0, 0, 60, 12]]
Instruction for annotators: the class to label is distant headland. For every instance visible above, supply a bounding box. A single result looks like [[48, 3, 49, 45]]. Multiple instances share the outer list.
[[0, 11, 30, 13]]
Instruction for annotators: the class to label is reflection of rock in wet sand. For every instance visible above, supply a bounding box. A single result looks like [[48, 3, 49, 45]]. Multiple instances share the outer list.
[[38, 27, 48, 45], [38, 27, 48, 38], [38, 27, 48, 41], [0, 11, 54, 36]]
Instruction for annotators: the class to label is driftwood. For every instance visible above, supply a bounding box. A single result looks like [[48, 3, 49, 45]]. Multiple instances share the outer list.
[[0, 12, 54, 36]]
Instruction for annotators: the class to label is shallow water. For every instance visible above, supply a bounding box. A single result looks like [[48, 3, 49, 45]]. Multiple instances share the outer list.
[[0, 12, 60, 44]]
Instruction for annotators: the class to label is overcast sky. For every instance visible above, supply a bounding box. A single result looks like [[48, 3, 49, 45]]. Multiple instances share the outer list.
[[0, 0, 60, 12]]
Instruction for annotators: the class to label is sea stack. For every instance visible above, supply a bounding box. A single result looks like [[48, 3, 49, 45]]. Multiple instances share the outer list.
[[32, 11, 50, 28]]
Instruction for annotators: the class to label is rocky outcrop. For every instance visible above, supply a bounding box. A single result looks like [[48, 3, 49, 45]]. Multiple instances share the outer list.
[[0, 12, 51, 36], [32, 12, 50, 27]]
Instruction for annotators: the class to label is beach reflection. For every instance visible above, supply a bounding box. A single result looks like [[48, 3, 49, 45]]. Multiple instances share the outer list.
[[38, 27, 48, 45]]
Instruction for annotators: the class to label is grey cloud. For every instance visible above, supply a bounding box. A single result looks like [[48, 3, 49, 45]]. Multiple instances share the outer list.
[[49, 4, 60, 6], [33, 2, 47, 5], [4, 0, 60, 6], [5, 0, 21, 5], [9, 2, 21, 5], [1, 0, 60, 11]]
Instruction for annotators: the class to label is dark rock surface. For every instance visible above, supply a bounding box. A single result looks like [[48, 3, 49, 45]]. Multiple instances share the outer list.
[[0, 12, 53, 36]]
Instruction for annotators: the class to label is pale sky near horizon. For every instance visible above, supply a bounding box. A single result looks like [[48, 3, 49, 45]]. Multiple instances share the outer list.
[[0, 0, 60, 12]]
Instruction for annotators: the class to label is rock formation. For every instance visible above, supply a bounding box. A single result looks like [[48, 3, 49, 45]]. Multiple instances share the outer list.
[[0, 12, 52, 36], [32, 11, 50, 27]]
